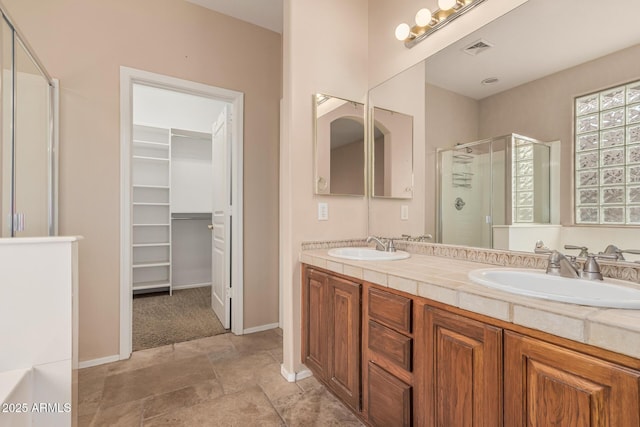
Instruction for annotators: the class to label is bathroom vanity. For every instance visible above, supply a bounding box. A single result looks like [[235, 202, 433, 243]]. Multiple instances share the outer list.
[[301, 247, 640, 426]]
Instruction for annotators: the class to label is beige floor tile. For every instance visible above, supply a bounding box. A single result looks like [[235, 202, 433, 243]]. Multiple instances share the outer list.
[[106, 344, 175, 376], [101, 355, 215, 408], [143, 386, 285, 427], [229, 329, 282, 354], [173, 333, 234, 360], [77, 413, 95, 427], [211, 350, 278, 394], [273, 386, 363, 427], [142, 378, 224, 420], [256, 362, 304, 402], [295, 376, 324, 393], [91, 400, 143, 427]]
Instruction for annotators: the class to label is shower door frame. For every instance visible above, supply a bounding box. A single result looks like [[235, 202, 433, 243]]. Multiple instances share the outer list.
[[436, 135, 521, 248]]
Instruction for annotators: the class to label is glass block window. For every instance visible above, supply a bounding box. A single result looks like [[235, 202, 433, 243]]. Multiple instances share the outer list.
[[575, 80, 640, 225], [513, 138, 535, 222]]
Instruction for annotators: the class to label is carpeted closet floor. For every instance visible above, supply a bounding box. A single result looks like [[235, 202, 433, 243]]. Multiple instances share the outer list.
[[133, 286, 227, 351]]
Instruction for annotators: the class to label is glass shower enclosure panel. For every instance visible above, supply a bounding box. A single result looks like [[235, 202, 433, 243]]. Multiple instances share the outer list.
[[13, 37, 52, 236], [0, 11, 56, 237], [439, 140, 498, 248], [438, 134, 549, 249]]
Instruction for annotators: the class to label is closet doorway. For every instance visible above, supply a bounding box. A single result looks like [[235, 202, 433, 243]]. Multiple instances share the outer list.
[[119, 67, 244, 359]]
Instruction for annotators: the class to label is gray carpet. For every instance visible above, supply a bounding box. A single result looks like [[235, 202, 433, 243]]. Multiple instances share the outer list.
[[133, 286, 227, 351]]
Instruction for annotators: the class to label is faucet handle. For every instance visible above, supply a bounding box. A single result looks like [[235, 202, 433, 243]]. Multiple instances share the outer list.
[[619, 249, 640, 261], [564, 244, 589, 257]]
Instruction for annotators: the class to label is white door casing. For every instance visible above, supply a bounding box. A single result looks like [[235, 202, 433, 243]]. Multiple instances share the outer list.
[[120, 66, 244, 360], [211, 106, 231, 329]]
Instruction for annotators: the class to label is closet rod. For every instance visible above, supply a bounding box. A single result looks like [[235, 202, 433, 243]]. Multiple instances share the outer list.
[[171, 217, 211, 220]]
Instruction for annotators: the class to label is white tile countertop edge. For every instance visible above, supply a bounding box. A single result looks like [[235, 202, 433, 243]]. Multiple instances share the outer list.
[[300, 248, 640, 360]]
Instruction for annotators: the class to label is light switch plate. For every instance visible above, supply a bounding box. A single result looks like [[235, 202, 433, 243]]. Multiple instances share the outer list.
[[401, 205, 409, 220], [318, 202, 329, 220]]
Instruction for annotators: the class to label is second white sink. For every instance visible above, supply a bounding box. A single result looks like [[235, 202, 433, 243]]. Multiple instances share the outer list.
[[328, 247, 410, 261], [468, 268, 640, 309]]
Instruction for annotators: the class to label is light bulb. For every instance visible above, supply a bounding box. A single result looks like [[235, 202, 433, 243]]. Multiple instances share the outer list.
[[395, 23, 411, 41], [438, 0, 457, 10], [415, 8, 433, 27]]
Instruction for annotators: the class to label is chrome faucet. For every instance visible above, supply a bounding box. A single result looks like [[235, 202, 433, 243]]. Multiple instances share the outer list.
[[366, 236, 396, 252], [536, 246, 619, 280], [543, 250, 580, 278]]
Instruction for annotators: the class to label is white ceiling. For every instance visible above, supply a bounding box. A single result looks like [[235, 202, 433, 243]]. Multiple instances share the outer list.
[[425, 0, 640, 99], [184, 0, 283, 34]]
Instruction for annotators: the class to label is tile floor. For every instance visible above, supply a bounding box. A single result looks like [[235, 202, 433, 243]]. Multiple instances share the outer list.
[[78, 329, 364, 426]]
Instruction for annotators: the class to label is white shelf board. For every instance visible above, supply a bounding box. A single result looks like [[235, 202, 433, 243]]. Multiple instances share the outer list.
[[133, 202, 170, 206], [132, 155, 170, 162], [133, 139, 170, 147], [132, 281, 171, 291], [132, 223, 170, 227]]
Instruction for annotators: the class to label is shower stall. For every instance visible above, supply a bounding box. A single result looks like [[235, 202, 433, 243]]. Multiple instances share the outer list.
[[437, 134, 551, 249], [0, 6, 57, 237]]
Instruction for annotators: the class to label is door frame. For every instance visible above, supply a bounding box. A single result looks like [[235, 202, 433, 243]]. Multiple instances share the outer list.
[[119, 66, 244, 359]]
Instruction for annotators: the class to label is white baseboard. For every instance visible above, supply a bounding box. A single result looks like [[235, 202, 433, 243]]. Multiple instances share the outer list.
[[243, 322, 280, 334], [78, 354, 120, 369], [172, 282, 212, 291], [280, 364, 313, 383]]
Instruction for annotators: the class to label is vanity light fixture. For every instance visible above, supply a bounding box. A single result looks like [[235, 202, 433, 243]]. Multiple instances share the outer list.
[[395, 0, 487, 48]]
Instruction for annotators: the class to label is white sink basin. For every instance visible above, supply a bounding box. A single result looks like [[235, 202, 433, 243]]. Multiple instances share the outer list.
[[327, 247, 410, 261], [468, 268, 640, 309]]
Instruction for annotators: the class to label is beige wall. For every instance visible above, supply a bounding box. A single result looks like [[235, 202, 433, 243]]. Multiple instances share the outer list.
[[281, 0, 369, 375], [478, 43, 640, 224], [5, 0, 281, 362]]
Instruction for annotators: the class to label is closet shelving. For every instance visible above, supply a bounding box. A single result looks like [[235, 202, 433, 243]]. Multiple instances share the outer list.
[[131, 125, 172, 294]]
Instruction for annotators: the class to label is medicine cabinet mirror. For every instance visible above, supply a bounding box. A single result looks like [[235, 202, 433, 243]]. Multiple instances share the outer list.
[[313, 93, 365, 196], [371, 106, 414, 199]]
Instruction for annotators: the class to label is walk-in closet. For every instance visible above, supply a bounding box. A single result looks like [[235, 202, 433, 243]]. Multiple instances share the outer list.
[[129, 83, 230, 351]]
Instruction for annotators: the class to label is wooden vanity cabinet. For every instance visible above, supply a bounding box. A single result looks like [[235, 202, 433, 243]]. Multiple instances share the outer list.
[[504, 331, 640, 427], [302, 266, 361, 411], [302, 264, 640, 426], [417, 306, 503, 427]]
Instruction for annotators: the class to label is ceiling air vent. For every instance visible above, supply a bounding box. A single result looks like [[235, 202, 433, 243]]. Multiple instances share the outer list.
[[463, 39, 494, 56]]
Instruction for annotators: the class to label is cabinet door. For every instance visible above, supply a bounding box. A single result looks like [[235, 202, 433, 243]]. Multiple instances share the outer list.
[[504, 331, 640, 427], [327, 275, 361, 411], [302, 269, 329, 378], [368, 362, 412, 427], [420, 306, 502, 427]]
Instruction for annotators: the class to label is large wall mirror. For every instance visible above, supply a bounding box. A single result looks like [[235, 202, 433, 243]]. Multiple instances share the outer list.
[[367, 0, 640, 260], [313, 94, 366, 196]]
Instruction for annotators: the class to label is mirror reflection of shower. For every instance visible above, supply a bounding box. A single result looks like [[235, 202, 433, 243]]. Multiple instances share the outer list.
[[438, 134, 553, 249]]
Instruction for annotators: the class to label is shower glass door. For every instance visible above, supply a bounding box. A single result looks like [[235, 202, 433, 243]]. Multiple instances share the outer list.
[[439, 141, 494, 248]]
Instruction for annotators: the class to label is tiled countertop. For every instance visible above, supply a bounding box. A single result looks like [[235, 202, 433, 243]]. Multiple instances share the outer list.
[[300, 248, 640, 360]]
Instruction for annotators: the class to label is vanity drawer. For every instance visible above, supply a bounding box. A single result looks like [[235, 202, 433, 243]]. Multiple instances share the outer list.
[[368, 320, 412, 372], [368, 287, 412, 334]]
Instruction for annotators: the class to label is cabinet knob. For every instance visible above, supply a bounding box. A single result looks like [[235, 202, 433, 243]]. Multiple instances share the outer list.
[[207, 224, 215, 230]]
